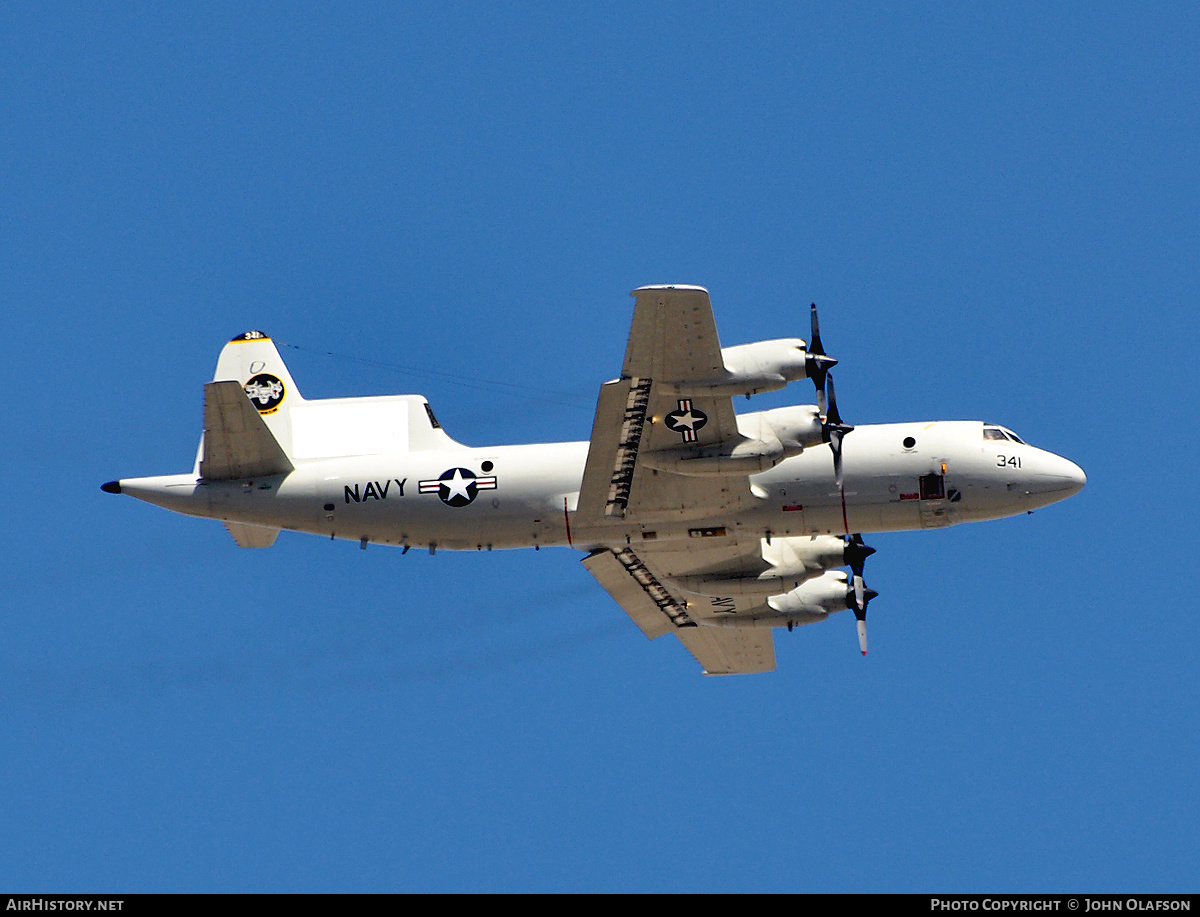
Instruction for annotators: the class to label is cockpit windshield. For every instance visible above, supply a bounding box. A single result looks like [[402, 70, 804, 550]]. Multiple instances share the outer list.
[[983, 425, 1026, 444]]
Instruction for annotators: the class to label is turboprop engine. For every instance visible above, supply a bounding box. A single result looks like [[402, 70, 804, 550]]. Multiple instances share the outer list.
[[658, 338, 811, 397], [670, 535, 853, 597], [642, 405, 824, 477], [767, 570, 873, 618], [705, 570, 877, 632], [738, 405, 824, 453]]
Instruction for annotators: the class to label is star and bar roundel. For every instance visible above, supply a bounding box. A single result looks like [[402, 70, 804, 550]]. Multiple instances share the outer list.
[[418, 467, 497, 507], [664, 399, 708, 443]]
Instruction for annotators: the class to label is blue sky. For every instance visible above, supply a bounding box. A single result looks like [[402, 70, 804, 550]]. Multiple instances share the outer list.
[[2, 2, 1197, 892]]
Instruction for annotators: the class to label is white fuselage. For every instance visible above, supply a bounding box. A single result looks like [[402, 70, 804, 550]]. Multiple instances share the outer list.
[[118, 419, 1086, 553]]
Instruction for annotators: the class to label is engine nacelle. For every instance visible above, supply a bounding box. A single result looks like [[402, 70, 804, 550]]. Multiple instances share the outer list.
[[668, 535, 851, 597], [767, 570, 855, 617], [659, 338, 810, 397], [737, 405, 824, 452], [721, 338, 810, 388], [764, 534, 850, 577]]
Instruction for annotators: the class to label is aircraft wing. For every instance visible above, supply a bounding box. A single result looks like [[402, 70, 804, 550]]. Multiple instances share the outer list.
[[577, 285, 757, 523], [582, 545, 776, 675], [577, 286, 777, 674]]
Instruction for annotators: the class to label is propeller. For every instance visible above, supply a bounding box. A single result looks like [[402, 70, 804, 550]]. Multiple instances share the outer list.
[[809, 303, 874, 654], [806, 303, 838, 416], [843, 533, 877, 655], [806, 304, 854, 488], [822, 373, 855, 489]]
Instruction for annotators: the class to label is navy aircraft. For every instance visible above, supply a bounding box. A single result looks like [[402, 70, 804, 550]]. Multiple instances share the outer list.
[[103, 286, 1085, 674]]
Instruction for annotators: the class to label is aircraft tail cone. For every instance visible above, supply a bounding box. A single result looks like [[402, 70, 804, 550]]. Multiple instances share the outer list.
[[101, 480, 122, 494]]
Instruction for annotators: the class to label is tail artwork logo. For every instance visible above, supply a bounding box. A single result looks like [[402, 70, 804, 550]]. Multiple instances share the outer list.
[[419, 467, 497, 507], [243, 374, 285, 414]]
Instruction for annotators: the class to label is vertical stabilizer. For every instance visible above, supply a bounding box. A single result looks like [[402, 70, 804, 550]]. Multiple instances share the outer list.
[[210, 331, 306, 457]]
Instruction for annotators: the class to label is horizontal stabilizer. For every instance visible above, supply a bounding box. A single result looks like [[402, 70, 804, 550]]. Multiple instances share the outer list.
[[223, 521, 281, 548], [200, 381, 294, 480]]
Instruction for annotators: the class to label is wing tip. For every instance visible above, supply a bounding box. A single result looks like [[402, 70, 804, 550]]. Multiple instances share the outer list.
[[631, 283, 709, 295]]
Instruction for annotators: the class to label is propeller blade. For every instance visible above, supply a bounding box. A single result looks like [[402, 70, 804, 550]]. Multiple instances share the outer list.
[[825, 374, 844, 427], [822, 374, 854, 489], [856, 588, 879, 655], [809, 302, 825, 357], [847, 579, 878, 656], [831, 429, 845, 489], [806, 303, 837, 416]]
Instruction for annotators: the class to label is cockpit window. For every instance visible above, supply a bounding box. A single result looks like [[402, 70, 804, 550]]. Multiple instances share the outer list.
[[984, 425, 1026, 444]]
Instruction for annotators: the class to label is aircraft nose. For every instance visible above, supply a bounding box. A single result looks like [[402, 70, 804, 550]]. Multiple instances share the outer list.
[[1029, 452, 1087, 498], [1067, 460, 1087, 493]]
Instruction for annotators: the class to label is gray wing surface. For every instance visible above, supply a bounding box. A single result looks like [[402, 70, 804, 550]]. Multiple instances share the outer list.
[[577, 285, 756, 523], [582, 544, 776, 675], [577, 286, 776, 674]]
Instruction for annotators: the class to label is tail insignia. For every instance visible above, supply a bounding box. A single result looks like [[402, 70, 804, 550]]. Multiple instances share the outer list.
[[243, 374, 285, 414]]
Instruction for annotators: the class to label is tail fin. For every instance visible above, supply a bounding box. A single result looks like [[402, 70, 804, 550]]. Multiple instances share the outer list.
[[211, 330, 306, 455]]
